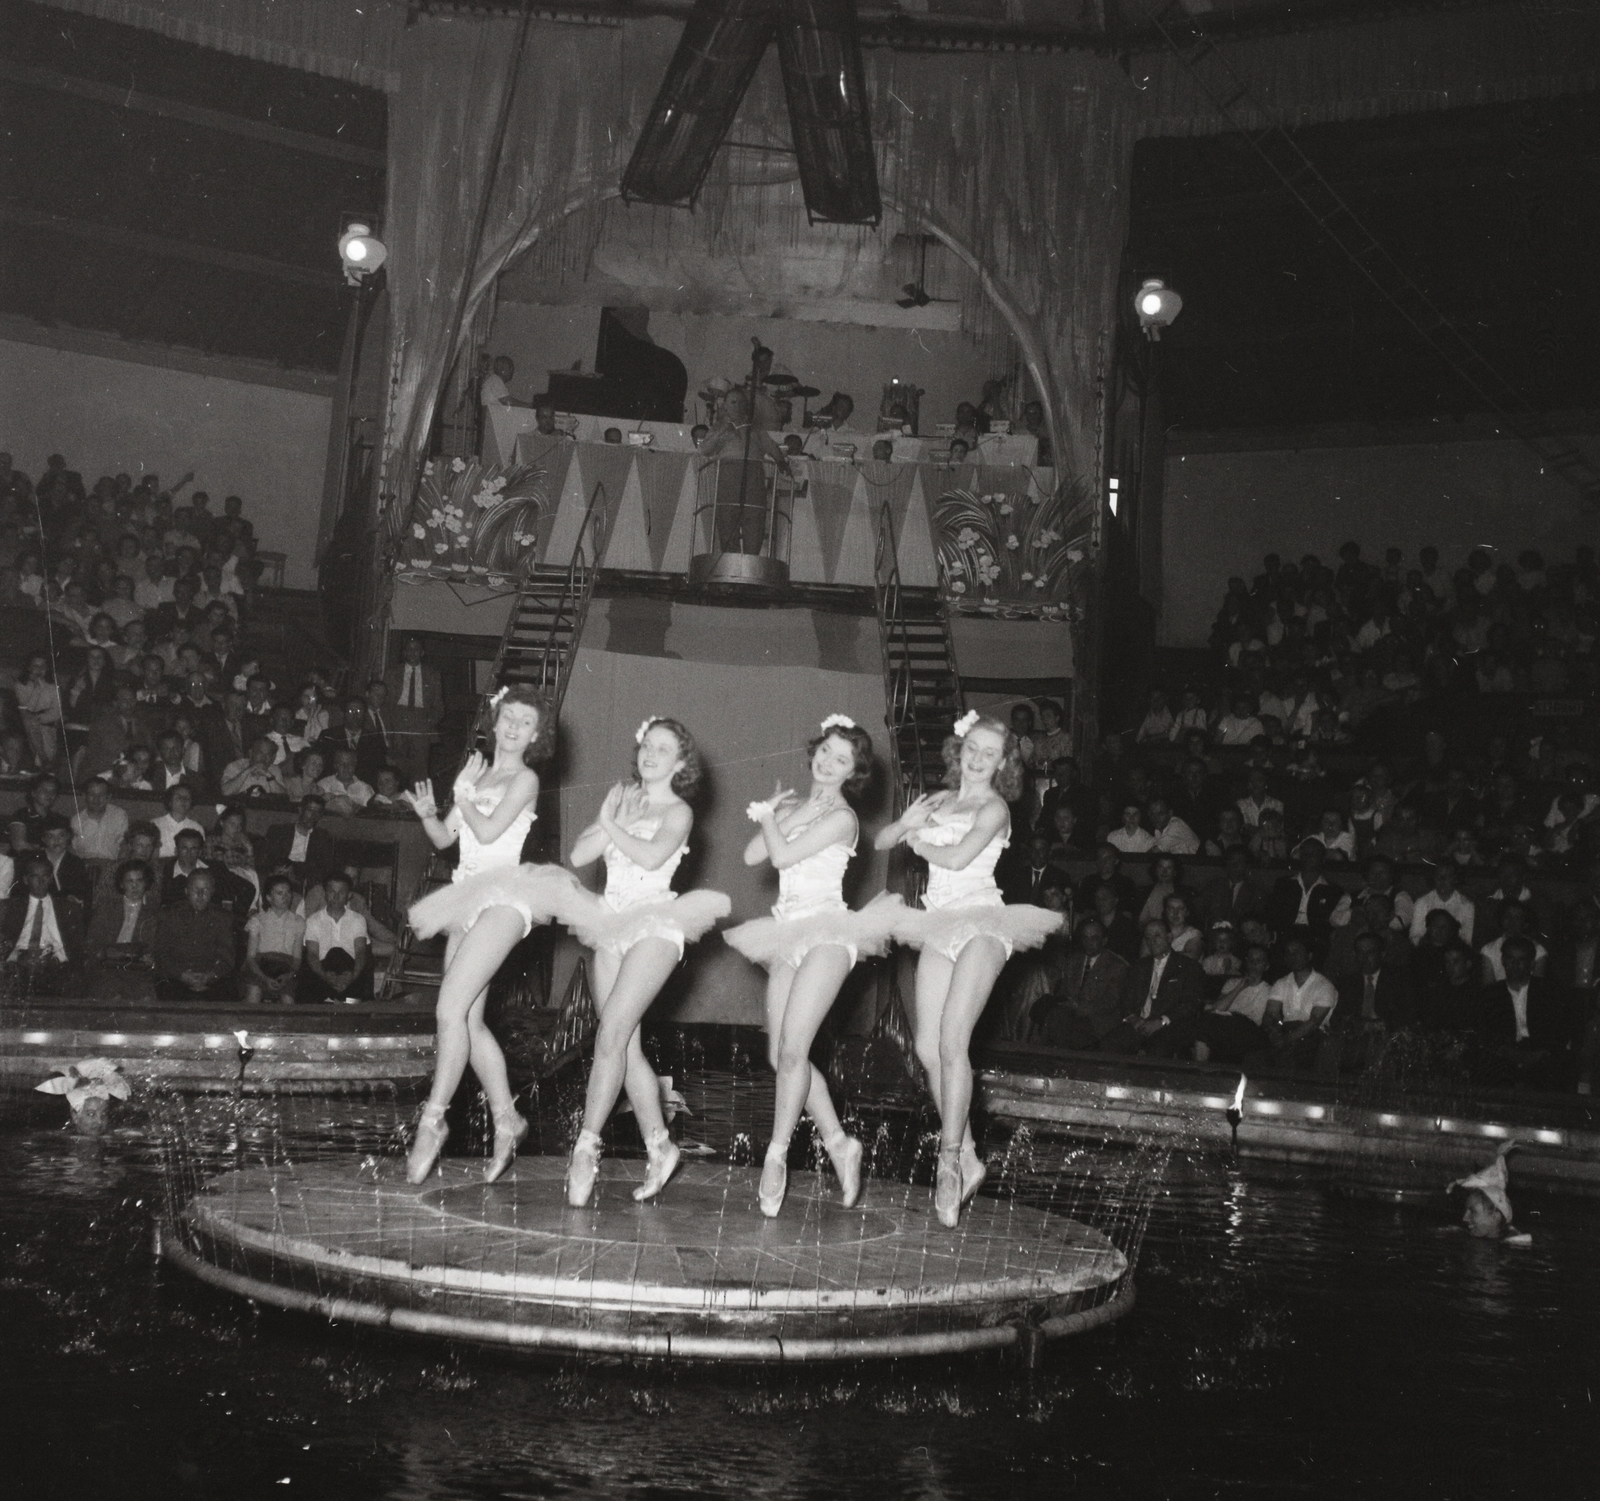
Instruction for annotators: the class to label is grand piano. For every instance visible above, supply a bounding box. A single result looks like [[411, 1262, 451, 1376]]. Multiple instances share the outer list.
[[544, 307, 689, 423]]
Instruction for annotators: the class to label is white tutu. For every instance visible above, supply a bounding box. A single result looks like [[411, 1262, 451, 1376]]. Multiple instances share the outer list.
[[725, 891, 905, 971], [893, 899, 1063, 962], [408, 863, 581, 942], [563, 887, 731, 959]]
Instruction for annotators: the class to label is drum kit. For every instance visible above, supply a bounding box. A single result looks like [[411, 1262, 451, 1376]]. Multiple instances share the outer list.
[[695, 371, 823, 427]]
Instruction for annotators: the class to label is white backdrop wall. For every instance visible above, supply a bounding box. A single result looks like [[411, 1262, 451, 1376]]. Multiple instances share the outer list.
[[1159, 433, 1600, 648], [0, 335, 332, 588], [488, 300, 1013, 435]]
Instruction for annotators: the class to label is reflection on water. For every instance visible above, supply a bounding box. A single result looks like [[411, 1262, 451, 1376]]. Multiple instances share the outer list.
[[3, 1081, 1597, 1501]]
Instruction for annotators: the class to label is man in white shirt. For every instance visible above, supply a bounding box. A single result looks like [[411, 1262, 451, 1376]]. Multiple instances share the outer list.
[[3, 855, 84, 993], [1263, 937, 1338, 1067], [134, 554, 175, 613], [70, 776, 130, 863], [1409, 862, 1477, 946], [299, 874, 370, 1003], [480, 355, 519, 411], [1146, 796, 1200, 856], [316, 749, 374, 815], [1478, 902, 1548, 983], [1214, 694, 1265, 747]]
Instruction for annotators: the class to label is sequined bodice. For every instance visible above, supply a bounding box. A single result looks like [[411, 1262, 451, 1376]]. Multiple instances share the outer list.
[[919, 808, 1007, 909], [772, 813, 855, 919], [604, 817, 686, 909], [455, 783, 535, 881]]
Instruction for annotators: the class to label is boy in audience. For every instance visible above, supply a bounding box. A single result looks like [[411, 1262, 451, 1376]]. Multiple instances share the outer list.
[[299, 873, 370, 1004]]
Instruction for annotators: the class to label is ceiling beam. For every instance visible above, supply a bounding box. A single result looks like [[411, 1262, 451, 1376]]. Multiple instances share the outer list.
[[0, 203, 345, 289], [0, 58, 384, 169]]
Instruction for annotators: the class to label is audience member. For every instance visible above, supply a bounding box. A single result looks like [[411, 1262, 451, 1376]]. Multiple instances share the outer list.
[[153, 868, 236, 1001]]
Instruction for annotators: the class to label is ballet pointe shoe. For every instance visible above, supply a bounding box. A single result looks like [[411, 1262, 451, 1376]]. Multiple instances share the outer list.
[[960, 1141, 987, 1206], [825, 1132, 864, 1209], [484, 1107, 529, 1185], [632, 1128, 681, 1203], [406, 1103, 449, 1184], [758, 1145, 788, 1219], [934, 1145, 963, 1229], [566, 1129, 603, 1207]]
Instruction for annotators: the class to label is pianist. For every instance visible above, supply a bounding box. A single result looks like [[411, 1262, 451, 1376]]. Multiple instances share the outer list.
[[481, 355, 529, 411]]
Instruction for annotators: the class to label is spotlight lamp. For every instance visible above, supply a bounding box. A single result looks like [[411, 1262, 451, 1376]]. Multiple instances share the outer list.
[[338, 222, 387, 284], [1135, 278, 1182, 340]]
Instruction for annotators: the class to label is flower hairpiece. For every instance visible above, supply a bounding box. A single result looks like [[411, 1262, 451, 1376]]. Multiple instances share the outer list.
[[820, 713, 856, 733], [953, 710, 980, 738], [487, 686, 508, 710], [635, 717, 657, 745]]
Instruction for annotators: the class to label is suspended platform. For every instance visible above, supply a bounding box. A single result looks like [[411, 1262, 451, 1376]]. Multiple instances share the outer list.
[[163, 1155, 1132, 1362]]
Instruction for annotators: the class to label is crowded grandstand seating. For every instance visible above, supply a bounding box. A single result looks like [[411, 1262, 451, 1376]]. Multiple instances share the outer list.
[[0, 452, 412, 1005], [999, 540, 1600, 1093]]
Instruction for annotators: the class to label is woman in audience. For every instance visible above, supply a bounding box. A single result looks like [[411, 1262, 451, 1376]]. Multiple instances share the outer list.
[[86, 860, 159, 968], [15, 653, 63, 767], [242, 873, 305, 1004], [207, 804, 261, 911], [68, 645, 119, 715], [283, 747, 326, 803], [153, 784, 204, 858]]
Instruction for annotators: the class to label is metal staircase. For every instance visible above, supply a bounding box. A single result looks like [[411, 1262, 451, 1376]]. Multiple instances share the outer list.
[[872, 500, 964, 807], [381, 482, 616, 1004]]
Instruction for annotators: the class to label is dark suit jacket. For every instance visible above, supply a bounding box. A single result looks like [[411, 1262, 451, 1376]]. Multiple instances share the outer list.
[[354, 711, 392, 781], [1336, 967, 1415, 1029], [1057, 949, 1131, 1039], [82, 706, 155, 776], [1475, 979, 1574, 1050], [1119, 950, 1205, 1029], [1266, 875, 1345, 938], [1197, 873, 1270, 931], [0, 890, 86, 966], [1000, 856, 1072, 907], [47, 851, 94, 908], [258, 822, 337, 886], [159, 858, 254, 916], [86, 894, 160, 961], [384, 662, 444, 717]]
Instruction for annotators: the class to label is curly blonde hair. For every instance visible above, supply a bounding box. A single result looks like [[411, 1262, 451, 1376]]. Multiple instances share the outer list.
[[940, 714, 1024, 801]]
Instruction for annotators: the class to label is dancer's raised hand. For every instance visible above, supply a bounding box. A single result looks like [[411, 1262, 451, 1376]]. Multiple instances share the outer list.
[[400, 781, 438, 819], [899, 793, 940, 829]]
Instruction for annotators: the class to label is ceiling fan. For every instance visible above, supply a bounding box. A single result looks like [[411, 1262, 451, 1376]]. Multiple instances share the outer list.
[[897, 237, 958, 309]]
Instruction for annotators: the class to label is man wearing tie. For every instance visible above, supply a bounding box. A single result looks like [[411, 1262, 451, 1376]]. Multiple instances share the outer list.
[[384, 637, 442, 785], [1001, 831, 1070, 908], [2, 854, 86, 995], [1329, 931, 1415, 1072], [1035, 917, 1132, 1048], [1104, 920, 1205, 1057], [81, 686, 152, 777], [356, 679, 393, 783]]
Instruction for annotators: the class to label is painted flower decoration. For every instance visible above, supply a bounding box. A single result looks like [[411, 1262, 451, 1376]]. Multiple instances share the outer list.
[[1020, 571, 1035, 583], [1005, 535, 1020, 550], [956, 527, 980, 549], [433, 542, 449, 555], [1066, 548, 1084, 563], [429, 509, 445, 525], [977, 561, 1001, 586], [411, 524, 426, 539], [950, 580, 967, 594], [1034, 527, 1061, 548], [451, 457, 466, 473], [998, 502, 1013, 516], [1034, 576, 1048, 589]]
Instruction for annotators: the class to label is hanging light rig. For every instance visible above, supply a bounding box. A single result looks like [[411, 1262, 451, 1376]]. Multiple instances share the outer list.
[[1135, 278, 1183, 341], [338, 222, 388, 286]]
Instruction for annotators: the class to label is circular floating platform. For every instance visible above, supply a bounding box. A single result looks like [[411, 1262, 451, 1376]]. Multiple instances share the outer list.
[[166, 1155, 1132, 1362]]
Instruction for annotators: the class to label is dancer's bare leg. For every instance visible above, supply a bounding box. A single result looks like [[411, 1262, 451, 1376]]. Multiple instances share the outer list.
[[589, 945, 674, 1137], [766, 947, 852, 1150], [932, 938, 1007, 1154], [425, 910, 526, 1117], [582, 936, 680, 1141]]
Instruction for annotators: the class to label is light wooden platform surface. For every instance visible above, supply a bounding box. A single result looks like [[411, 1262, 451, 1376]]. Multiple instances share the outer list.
[[178, 1155, 1128, 1354]]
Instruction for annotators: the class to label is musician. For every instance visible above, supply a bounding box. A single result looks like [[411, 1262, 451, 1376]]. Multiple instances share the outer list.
[[803, 393, 861, 457], [480, 355, 527, 411]]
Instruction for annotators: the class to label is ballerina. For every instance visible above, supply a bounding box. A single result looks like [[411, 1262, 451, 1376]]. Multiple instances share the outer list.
[[876, 709, 1062, 1227], [400, 686, 575, 1185], [563, 716, 730, 1207], [724, 714, 903, 1217]]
